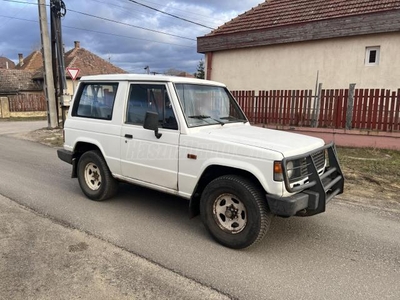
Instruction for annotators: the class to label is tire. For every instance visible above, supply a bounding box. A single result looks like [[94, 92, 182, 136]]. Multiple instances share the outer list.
[[77, 150, 118, 201], [200, 175, 272, 249]]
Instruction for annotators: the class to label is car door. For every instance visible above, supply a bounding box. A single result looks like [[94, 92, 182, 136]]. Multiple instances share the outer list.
[[120, 82, 179, 190]]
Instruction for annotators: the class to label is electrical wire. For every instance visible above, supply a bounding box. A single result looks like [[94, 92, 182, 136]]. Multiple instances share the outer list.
[[134, 0, 217, 22], [2, 0, 198, 41], [89, 0, 215, 28], [0, 15, 195, 48], [68, 8, 196, 41], [126, 0, 215, 30]]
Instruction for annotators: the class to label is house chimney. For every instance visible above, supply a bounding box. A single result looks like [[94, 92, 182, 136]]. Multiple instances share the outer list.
[[74, 41, 80, 49], [18, 53, 24, 66]]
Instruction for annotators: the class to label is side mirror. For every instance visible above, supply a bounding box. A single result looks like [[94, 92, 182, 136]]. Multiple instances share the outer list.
[[143, 111, 162, 139]]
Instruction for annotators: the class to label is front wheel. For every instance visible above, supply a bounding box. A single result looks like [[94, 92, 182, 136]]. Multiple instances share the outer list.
[[77, 150, 118, 201], [200, 175, 272, 249]]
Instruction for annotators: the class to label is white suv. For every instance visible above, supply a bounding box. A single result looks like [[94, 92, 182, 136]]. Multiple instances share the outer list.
[[57, 74, 344, 249]]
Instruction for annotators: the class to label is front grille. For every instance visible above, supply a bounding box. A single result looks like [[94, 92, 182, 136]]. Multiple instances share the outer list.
[[312, 150, 326, 170], [282, 143, 344, 197], [288, 150, 326, 184]]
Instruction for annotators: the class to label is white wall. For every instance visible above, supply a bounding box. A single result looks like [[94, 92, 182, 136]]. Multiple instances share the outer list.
[[207, 32, 400, 91]]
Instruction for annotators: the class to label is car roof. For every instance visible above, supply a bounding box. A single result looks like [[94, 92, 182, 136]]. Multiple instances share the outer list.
[[80, 74, 226, 87]]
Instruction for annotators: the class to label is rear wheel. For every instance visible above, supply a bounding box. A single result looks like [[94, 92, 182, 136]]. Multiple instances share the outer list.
[[77, 150, 118, 201], [200, 175, 272, 249]]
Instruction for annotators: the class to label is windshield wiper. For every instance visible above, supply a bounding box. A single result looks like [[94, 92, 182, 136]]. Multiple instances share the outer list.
[[188, 115, 225, 125], [220, 116, 248, 123]]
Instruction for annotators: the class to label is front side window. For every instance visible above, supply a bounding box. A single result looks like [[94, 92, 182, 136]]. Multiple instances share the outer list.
[[126, 83, 178, 130], [175, 83, 247, 128], [73, 83, 118, 120]]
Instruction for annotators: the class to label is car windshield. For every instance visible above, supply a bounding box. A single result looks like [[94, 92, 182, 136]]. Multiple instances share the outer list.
[[174, 83, 247, 128]]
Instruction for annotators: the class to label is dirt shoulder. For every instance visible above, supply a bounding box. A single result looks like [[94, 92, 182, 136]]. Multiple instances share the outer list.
[[336, 147, 400, 211], [15, 127, 63, 147], [18, 127, 400, 212]]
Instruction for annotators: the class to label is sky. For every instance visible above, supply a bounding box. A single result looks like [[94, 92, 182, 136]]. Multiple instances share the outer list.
[[0, 0, 263, 74]]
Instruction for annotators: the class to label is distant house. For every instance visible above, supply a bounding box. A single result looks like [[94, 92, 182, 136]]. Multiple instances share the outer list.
[[197, 0, 400, 91], [0, 42, 127, 116], [0, 57, 15, 69], [164, 68, 195, 78], [11, 41, 126, 95], [15, 51, 43, 71], [0, 70, 41, 96], [0, 69, 44, 117], [32, 41, 127, 95], [176, 72, 195, 78]]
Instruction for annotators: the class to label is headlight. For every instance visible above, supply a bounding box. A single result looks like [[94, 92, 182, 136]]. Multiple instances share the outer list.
[[286, 161, 294, 179]]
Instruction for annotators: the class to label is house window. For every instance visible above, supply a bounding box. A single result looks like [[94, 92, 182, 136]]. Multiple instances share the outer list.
[[365, 46, 380, 66]]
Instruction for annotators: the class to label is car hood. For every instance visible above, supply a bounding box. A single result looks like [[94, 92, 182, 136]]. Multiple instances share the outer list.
[[191, 124, 325, 157]]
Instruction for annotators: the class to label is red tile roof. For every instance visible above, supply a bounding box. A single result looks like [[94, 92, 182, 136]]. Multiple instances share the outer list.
[[0, 57, 15, 69], [15, 51, 43, 71], [63, 44, 127, 78], [15, 43, 126, 77], [0, 70, 41, 94], [208, 0, 400, 36]]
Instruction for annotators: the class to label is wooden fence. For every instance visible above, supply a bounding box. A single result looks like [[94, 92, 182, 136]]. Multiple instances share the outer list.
[[232, 88, 400, 132], [8, 93, 47, 112]]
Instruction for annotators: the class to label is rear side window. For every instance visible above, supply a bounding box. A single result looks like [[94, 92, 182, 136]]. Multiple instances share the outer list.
[[72, 83, 118, 120]]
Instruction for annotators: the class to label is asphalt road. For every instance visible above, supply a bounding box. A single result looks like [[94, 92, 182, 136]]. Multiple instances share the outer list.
[[1, 122, 399, 299]]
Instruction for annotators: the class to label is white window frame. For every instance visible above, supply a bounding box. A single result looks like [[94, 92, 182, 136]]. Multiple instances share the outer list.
[[365, 46, 380, 66]]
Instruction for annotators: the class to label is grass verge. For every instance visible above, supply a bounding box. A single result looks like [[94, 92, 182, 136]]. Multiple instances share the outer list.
[[336, 147, 400, 204]]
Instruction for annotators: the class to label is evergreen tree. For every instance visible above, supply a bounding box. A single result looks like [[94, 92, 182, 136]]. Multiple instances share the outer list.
[[195, 59, 205, 79]]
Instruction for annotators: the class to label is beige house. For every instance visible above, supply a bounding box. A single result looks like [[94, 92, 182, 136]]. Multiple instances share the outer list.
[[197, 0, 400, 91]]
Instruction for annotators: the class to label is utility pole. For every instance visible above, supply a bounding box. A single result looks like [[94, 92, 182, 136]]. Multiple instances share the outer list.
[[50, 0, 68, 127], [38, 0, 58, 128]]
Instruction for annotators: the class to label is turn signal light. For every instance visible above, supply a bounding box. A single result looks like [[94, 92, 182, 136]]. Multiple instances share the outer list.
[[274, 161, 283, 181]]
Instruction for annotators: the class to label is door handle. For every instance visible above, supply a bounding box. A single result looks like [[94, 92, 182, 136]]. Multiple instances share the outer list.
[[124, 134, 133, 139]]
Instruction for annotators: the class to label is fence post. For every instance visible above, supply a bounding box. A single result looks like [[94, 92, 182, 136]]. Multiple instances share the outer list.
[[312, 83, 323, 127], [346, 83, 356, 130], [0, 97, 11, 118]]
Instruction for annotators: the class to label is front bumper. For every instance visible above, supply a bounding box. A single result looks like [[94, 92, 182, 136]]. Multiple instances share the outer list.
[[267, 143, 344, 217], [267, 190, 322, 217]]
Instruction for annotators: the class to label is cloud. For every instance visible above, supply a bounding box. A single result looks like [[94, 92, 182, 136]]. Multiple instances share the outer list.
[[0, 0, 262, 73]]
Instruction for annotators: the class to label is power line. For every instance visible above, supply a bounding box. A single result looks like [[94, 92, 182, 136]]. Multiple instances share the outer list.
[[65, 25, 195, 48], [68, 8, 196, 41], [126, 0, 215, 30], [136, 0, 217, 23], [2, 0, 197, 41], [89, 0, 216, 28], [0, 0, 29, 29], [0, 15, 195, 48], [2, 0, 42, 5]]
